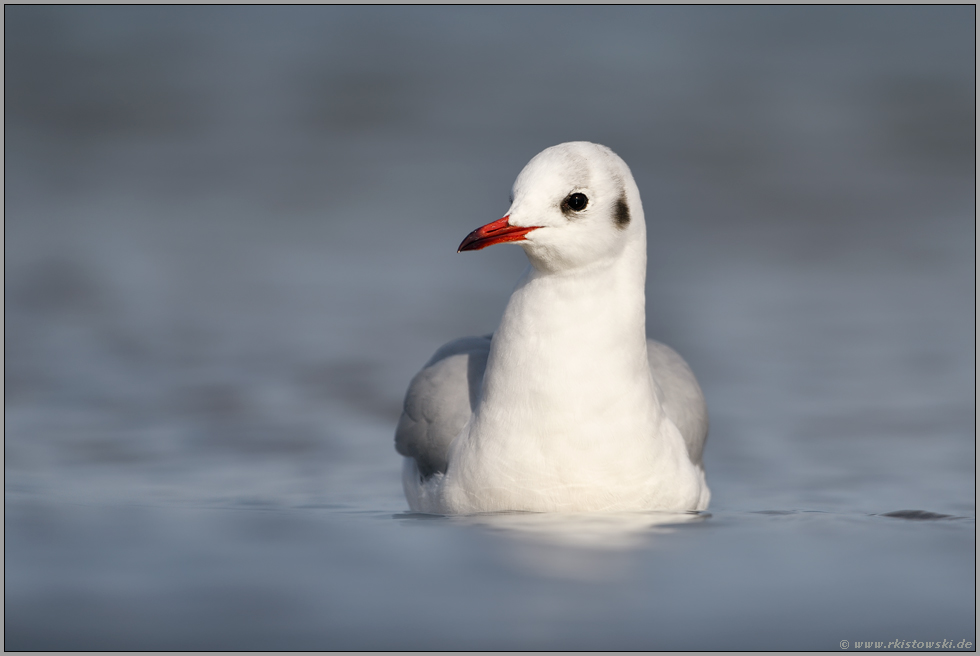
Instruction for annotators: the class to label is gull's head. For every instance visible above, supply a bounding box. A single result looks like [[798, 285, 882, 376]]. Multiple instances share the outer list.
[[458, 142, 645, 273]]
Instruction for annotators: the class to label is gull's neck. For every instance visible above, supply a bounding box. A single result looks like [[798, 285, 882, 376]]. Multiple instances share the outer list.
[[473, 235, 662, 450]]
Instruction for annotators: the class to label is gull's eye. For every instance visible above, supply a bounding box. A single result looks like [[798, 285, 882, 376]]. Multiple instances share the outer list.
[[561, 192, 589, 214]]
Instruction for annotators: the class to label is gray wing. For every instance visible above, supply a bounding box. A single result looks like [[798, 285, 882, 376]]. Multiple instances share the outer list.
[[395, 335, 491, 478], [647, 339, 709, 467]]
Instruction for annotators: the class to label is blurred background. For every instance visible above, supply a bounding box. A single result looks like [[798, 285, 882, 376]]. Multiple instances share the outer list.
[[5, 6, 975, 650]]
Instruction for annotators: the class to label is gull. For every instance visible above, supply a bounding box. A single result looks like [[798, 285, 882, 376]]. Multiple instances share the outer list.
[[395, 142, 709, 514]]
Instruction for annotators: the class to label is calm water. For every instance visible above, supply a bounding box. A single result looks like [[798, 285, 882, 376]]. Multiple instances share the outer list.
[[5, 6, 975, 650]]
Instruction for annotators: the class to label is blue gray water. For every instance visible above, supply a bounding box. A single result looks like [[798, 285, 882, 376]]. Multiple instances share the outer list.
[[5, 6, 975, 650]]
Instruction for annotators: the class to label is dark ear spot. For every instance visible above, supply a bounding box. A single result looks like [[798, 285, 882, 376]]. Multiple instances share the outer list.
[[614, 195, 630, 229]]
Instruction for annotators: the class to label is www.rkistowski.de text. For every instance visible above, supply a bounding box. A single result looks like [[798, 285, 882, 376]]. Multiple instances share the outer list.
[[841, 639, 973, 650]]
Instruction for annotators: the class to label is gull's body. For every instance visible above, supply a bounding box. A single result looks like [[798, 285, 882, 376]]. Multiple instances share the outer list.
[[396, 142, 709, 514]]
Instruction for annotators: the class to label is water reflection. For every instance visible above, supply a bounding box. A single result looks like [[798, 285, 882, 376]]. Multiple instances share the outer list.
[[393, 510, 707, 579], [461, 511, 706, 580], [461, 510, 704, 547]]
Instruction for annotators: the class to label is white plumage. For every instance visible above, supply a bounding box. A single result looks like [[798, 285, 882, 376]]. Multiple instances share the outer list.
[[396, 142, 709, 514]]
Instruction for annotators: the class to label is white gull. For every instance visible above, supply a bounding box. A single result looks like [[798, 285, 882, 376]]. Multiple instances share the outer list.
[[395, 142, 709, 514]]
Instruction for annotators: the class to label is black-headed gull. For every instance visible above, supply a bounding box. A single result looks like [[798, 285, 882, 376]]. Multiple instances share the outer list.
[[396, 142, 709, 513]]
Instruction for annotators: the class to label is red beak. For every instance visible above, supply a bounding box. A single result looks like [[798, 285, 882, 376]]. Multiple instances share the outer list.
[[457, 216, 540, 253]]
